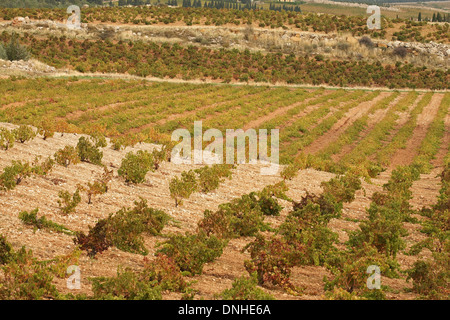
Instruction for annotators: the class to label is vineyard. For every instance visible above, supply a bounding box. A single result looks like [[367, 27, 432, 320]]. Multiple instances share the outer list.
[[0, 29, 448, 89], [1, 7, 449, 43], [0, 0, 448, 302], [0, 77, 449, 300]]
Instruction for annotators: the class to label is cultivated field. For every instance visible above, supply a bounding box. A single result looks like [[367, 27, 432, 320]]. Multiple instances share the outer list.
[[0, 2, 448, 301], [0, 77, 448, 299]]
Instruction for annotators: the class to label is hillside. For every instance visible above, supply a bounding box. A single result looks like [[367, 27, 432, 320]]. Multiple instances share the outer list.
[[0, 119, 447, 299], [0, 77, 448, 299], [0, 5, 448, 302]]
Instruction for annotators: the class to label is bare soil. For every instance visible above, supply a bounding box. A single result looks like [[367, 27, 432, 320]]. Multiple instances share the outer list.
[[1, 119, 443, 300]]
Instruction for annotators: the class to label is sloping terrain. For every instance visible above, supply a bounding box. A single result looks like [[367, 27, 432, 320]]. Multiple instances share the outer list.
[[0, 117, 446, 299]]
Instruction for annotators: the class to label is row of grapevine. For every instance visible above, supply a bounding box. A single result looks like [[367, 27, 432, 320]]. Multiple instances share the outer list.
[[1, 7, 448, 42], [3, 32, 449, 89]]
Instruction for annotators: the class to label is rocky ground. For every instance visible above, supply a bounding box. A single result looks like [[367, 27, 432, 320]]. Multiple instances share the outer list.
[[0, 58, 57, 77]]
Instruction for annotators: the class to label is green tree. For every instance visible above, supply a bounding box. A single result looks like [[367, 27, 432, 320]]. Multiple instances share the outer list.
[[4, 33, 30, 61]]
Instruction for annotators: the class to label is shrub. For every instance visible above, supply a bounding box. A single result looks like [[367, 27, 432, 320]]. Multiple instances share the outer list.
[[198, 191, 273, 239], [336, 42, 351, 52], [347, 203, 407, 259], [57, 189, 81, 215], [90, 266, 163, 300], [219, 273, 276, 300], [279, 207, 339, 266], [383, 165, 419, 200], [243, 234, 302, 294], [156, 231, 226, 275], [74, 219, 112, 258], [89, 132, 107, 148], [54, 146, 81, 167], [194, 165, 220, 193], [0, 234, 13, 265], [292, 191, 342, 222], [0, 247, 59, 299], [151, 144, 171, 170], [13, 125, 36, 143], [257, 192, 283, 216], [393, 46, 408, 58], [111, 136, 127, 151], [280, 163, 299, 180], [358, 36, 374, 48], [434, 163, 449, 212], [212, 163, 234, 178], [31, 156, 54, 176], [19, 208, 73, 235], [0, 127, 15, 150], [37, 119, 55, 140], [194, 164, 233, 193], [77, 167, 113, 204], [321, 173, 362, 204], [197, 208, 233, 239], [118, 150, 154, 184], [0, 160, 32, 191], [405, 166, 449, 299], [0, 235, 78, 300], [0, 158, 54, 191], [169, 170, 198, 207], [406, 254, 449, 300], [76, 136, 103, 165], [324, 244, 390, 300], [224, 194, 268, 237], [198, 185, 283, 239], [75, 198, 170, 257], [195, 164, 233, 193], [142, 254, 192, 294]]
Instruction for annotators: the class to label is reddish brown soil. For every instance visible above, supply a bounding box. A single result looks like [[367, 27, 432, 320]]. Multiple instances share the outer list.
[[390, 93, 445, 168]]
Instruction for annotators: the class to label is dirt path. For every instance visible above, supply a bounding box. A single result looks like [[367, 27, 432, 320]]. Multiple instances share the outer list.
[[302, 91, 391, 155], [389, 93, 444, 168], [47, 72, 450, 93]]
